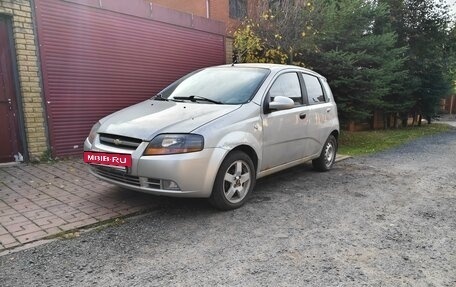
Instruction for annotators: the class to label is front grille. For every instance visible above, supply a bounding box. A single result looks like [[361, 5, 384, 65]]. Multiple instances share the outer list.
[[91, 165, 140, 186], [99, 133, 142, 150]]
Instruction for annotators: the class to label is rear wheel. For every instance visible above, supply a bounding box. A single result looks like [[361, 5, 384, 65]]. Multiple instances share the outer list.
[[312, 134, 337, 171], [209, 151, 255, 210]]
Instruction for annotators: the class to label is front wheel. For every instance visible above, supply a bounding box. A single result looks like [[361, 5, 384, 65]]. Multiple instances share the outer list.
[[209, 151, 256, 210], [312, 134, 337, 172]]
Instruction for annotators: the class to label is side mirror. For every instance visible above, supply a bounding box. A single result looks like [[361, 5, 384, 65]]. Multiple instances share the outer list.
[[268, 96, 295, 111]]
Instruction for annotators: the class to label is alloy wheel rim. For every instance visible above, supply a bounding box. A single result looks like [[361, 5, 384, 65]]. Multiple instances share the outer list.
[[223, 160, 251, 204], [325, 142, 335, 166]]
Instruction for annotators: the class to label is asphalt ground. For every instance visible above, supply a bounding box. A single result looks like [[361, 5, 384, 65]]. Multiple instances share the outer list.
[[0, 127, 455, 286]]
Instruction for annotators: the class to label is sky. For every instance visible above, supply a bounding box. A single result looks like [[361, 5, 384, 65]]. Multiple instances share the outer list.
[[445, 0, 456, 17]]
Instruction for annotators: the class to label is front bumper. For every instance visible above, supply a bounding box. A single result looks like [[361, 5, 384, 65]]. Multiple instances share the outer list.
[[84, 138, 226, 198]]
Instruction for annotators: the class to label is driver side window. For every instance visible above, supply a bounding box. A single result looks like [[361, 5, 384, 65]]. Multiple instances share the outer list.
[[268, 72, 303, 105]]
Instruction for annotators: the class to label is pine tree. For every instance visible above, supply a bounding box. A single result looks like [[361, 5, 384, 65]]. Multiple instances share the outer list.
[[385, 0, 453, 124], [302, 0, 408, 126]]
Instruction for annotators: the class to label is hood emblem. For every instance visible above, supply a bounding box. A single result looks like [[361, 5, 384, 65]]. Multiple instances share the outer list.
[[113, 139, 122, 146]]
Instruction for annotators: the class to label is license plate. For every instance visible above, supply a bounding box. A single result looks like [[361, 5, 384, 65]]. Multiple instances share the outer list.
[[83, 151, 132, 167]]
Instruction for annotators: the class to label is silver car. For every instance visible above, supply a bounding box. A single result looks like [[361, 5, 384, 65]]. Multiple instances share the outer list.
[[84, 64, 339, 210]]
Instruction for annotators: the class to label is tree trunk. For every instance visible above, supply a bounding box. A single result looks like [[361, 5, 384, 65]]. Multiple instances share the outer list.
[[418, 114, 422, 126], [393, 114, 398, 129], [383, 112, 388, 130], [401, 113, 408, 127], [411, 110, 417, 127], [288, 48, 294, 65], [347, 121, 355, 131]]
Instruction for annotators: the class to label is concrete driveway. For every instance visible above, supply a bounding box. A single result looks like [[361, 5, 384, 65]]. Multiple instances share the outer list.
[[438, 114, 456, 127]]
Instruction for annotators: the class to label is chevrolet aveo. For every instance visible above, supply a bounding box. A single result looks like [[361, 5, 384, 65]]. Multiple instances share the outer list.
[[84, 64, 340, 210]]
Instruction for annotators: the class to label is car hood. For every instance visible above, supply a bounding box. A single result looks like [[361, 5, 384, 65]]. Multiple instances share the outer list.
[[98, 99, 241, 140]]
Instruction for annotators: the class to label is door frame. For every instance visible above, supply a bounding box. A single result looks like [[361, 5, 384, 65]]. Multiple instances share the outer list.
[[0, 15, 28, 162], [260, 71, 309, 171]]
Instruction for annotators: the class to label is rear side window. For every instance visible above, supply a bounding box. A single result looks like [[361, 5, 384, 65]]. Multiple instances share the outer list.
[[268, 73, 302, 105], [302, 74, 325, 105]]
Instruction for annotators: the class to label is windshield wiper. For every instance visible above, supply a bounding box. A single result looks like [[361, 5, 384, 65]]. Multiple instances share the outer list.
[[172, 95, 222, 104], [153, 93, 169, 101]]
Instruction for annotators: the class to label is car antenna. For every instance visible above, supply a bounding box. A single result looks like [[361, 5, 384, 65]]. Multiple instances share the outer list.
[[231, 54, 238, 66]]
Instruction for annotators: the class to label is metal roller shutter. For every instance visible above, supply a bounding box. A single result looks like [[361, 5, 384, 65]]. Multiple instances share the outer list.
[[35, 0, 226, 156]]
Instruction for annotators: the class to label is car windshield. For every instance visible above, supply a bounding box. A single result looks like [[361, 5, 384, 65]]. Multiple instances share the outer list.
[[157, 67, 270, 104]]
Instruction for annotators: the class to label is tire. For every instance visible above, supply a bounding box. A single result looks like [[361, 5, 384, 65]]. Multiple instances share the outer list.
[[312, 134, 337, 172], [209, 151, 256, 210]]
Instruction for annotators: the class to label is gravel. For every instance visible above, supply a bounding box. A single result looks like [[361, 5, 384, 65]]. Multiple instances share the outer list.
[[1, 128, 455, 286]]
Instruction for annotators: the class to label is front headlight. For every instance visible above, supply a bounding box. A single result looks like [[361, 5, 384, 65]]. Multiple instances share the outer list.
[[144, 134, 204, 155], [87, 121, 101, 144]]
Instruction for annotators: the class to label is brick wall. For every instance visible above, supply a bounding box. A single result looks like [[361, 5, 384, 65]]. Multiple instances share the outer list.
[[0, 0, 47, 161], [149, 0, 234, 32], [209, 0, 259, 34], [208, 0, 239, 34], [149, 0, 259, 64], [151, 0, 207, 17], [210, 0, 258, 64], [225, 37, 233, 64]]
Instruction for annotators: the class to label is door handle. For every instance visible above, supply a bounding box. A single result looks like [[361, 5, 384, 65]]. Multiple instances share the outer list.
[[326, 108, 331, 113], [299, 113, 306, 119]]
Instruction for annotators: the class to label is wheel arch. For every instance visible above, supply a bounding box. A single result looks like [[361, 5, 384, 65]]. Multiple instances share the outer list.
[[209, 144, 258, 210], [228, 145, 259, 173], [330, 129, 339, 140]]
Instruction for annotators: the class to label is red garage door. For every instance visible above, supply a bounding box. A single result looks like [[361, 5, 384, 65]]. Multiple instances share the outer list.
[[35, 0, 226, 156]]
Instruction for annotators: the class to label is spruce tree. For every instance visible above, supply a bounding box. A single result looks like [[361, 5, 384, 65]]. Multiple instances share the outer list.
[[302, 0, 408, 127], [385, 0, 453, 124]]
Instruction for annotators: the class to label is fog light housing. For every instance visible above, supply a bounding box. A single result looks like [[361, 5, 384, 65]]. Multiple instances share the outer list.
[[162, 180, 181, 191]]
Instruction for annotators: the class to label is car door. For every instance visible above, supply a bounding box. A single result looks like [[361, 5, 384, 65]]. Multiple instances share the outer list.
[[260, 72, 308, 171], [301, 73, 337, 156]]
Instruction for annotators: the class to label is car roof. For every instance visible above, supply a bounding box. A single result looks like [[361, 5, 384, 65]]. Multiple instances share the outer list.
[[216, 63, 325, 79]]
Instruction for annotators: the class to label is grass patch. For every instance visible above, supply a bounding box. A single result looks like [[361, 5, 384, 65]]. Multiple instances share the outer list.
[[338, 123, 452, 156]]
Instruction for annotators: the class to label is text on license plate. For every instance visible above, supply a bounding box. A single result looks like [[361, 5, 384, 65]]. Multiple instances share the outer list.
[[83, 151, 132, 167]]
